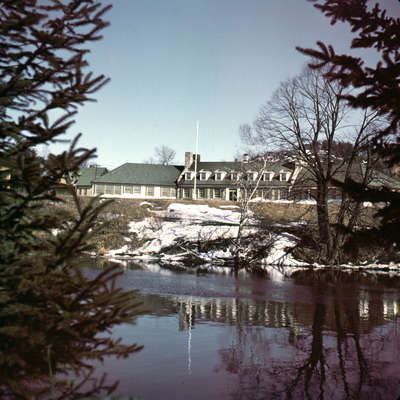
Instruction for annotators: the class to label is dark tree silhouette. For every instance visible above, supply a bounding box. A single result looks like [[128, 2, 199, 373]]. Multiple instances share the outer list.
[[0, 1, 142, 398]]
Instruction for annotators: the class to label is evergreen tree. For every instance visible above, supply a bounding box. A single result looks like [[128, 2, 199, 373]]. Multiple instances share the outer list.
[[0, 1, 142, 398], [297, 0, 400, 248]]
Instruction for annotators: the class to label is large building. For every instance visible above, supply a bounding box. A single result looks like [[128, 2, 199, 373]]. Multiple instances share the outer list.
[[177, 152, 293, 201], [74, 152, 400, 201]]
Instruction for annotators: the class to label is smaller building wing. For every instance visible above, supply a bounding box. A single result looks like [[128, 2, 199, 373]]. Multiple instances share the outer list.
[[76, 167, 108, 187], [92, 163, 183, 186]]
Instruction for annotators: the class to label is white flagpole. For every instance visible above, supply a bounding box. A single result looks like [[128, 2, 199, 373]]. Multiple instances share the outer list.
[[193, 121, 199, 200]]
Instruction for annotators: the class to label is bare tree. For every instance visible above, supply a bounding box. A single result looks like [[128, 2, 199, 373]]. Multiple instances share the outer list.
[[154, 145, 176, 165], [233, 156, 269, 271], [244, 66, 382, 263]]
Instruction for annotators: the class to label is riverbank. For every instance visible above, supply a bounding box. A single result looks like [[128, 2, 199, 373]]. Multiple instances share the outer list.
[[91, 200, 400, 277]]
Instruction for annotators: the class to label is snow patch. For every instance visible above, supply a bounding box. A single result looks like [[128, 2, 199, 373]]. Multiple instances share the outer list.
[[140, 201, 153, 207], [102, 202, 400, 275]]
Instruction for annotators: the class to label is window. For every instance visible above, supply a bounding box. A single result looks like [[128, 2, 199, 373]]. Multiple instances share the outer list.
[[124, 185, 132, 194], [133, 185, 141, 194], [184, 188, 190, 198], [105, 184, 113, 194], [200, 172, 207, 180], [280, 188, 288, 199], [170, 188, 176, 197], [280, 173, 288, 181], [215, 172, 222, 180], [114, 185, 121, 194], [161, 187, 169, 197], [263, 172, 272, 181], [199, 188, 205, 198], [95, 184, 104, 194], [214, 188, 221, 198], [185, 172, 192, 180], [146, 186, 154, 196], [83, 188, 87, 196], [247, 173, 255, 181], [231, 173, 238, 181], [264, 189, 272, 199]]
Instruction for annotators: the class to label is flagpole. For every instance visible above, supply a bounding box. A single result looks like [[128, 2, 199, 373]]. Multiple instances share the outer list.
[[193, 121, 199, 200]]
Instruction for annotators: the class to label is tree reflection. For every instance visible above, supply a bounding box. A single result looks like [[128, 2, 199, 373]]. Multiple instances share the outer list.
[[212, 280, 400, 400], [287, 302, 326, 400]]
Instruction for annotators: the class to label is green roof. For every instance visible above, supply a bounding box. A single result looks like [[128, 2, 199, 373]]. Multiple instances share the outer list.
[[295, 162, 400, 190], [76, 167, 107, 187], [92, 163, 183, 186], [188, 161, 239, 172]]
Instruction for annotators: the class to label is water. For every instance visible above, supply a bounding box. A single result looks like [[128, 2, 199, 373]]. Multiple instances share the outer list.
[[84, 261, 400, 399]]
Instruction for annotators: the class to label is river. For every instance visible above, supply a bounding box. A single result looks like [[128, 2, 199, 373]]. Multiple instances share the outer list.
[[84, 260, 400, 400]]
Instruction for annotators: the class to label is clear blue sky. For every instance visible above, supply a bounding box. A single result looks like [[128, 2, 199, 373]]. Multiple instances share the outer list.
[[51, 0, 399, 169]]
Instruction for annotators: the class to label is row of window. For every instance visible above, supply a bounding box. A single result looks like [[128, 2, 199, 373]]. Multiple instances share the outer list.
[[180, 187, 290, 200], [79, 185, 291, 200], [93, 184, 176, 197], [94, 184, 141, 195], [182, 187, 225, 199], [77, 188, 88, 196], [184, 171, 289, 182], [79, 185, 342, 201], [90, 186, 290, 199]]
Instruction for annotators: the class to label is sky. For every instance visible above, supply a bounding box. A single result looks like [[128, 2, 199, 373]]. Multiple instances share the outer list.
[[49, 0, 399, 169]]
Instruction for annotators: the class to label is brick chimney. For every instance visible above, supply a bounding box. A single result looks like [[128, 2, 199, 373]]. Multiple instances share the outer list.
[[243, 153, 249, 163], [193, 154, 200, 163], [185, 152, 193, 167]]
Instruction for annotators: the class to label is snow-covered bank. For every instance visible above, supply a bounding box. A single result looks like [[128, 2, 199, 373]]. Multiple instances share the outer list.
[[102, 202, 400, 277]]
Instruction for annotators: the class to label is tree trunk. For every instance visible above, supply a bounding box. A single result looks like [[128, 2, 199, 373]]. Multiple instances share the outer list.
[[316, 182, 334, 263]]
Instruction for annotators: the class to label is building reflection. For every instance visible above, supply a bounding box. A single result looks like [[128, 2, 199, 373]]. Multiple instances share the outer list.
[[172, 291, 399, 333], [165, 286, 400, 399]]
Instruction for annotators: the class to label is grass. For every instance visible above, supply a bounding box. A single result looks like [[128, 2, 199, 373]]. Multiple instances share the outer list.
[[251, 202, 316, 224], [251, 201, 377, 226]]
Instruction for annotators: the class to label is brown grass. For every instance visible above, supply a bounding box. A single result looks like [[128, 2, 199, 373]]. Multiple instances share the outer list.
[[251, 201, 377, 226], [55, 195, 377, 226], [251, 202, 316, 224]]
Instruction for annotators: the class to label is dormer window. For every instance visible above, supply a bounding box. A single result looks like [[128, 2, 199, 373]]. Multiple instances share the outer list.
[[247, 172, 256, 181], [231, 172, 238, 181], [185, 172, 192, 180], [263, 172, 273, 181], [200, 172, 207, 180], [215, 172, 222, 181], [280, 172, 288, 181]]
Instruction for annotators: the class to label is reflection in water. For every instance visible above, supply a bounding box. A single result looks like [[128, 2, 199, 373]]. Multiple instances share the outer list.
[[149, 290, 399, 333], [85, 263, 400, 399], [208, 287, 399, 400], [151, 288, 400, 399]]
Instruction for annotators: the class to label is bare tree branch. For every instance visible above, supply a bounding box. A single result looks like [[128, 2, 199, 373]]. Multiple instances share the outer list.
[[154, 145, 176, 165]]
